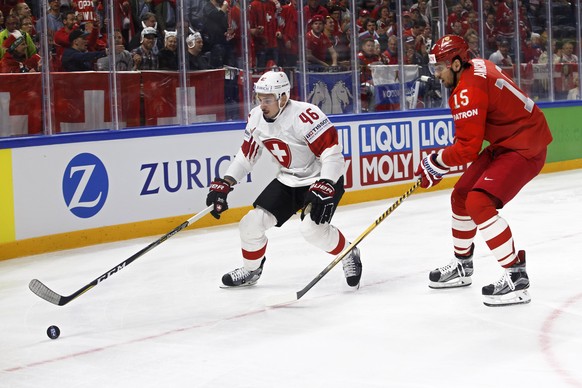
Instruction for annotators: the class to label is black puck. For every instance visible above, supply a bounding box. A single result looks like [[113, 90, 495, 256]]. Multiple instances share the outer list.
[[47, 325, 60, 339]]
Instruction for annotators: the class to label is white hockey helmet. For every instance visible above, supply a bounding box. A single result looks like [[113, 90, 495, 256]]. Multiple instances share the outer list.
[[254, 71, 290, 100]]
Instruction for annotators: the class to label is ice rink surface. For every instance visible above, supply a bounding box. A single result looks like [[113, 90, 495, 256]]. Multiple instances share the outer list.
[[1, 169, 581, 388]]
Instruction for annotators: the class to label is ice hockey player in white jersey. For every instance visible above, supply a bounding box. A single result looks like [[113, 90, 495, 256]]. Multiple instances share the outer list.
[[206, 70, 362, 288]]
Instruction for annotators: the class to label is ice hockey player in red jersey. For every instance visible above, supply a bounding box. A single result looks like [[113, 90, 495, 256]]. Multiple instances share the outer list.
[[206, 71, 362, 288], [416, 35, 552, 306]]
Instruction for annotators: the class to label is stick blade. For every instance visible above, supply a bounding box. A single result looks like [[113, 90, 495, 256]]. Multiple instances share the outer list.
[[29, 279, 64, 306], [264, 292, 299, 307]]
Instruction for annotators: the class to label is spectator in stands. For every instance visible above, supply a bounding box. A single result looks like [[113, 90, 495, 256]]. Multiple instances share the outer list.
[[0, 14, 36, 60], [329, 5, 349, 35], [306, 14, 337, 70], [538, 39, 560, 64], [0, 10, 4, 32], [89, 15, 110, 52], [414, 1, 430, 25], [128, 12, 159, 51], [227, 0, 244, 68], [0, 30, 40, 72], [13, 3, 35, 36], [153, 0, 175, 32], [403, 35, 425, 67], [62, 29, 107, 71], [249, 0, 279, 70], [130, 0, 154, 35], [131, 26, 159, 69], [202, 0, 232, 68], [558, 41, 578, 64], [186, 30, 210, 70], [279, 0, 298, 68], [401, 11, 413, 35], [358, 37, 380, 112], [158, 29, 177, 70], [522, 36, 542, 63], [358, 18, 379, 42], [323, 15, 338, 46], [35, 0, 64, 39], [381, 34, 398, 64], [355, 9, 369, 34], [19, 16, 35, 42], [465, 31, 481, 59], [451, 21, 464, 37], [496, 0, 515, 54], [96, 29, 134, 70], [484, 12, 497, 57], [54, 11, 77, 69], [488, 39, 512, 66], [446, 3, 464, 34], [304, 0, 328, 26], [567, 74, 580, 100]]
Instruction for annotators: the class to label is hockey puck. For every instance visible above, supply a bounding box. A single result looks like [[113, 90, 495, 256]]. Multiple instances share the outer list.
[[47, 325, 60, 340]]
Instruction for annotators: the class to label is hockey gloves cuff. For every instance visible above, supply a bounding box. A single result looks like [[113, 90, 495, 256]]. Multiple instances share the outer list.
[[415, 152, 449, 189], [206, 178, 233, 219], [302, 179, 336, 225]]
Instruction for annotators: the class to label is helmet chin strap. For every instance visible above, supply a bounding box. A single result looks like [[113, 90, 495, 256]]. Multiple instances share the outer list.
[[265, 95, 289, 121]]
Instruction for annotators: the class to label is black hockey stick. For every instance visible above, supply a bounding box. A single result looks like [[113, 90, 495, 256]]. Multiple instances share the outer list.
[[266, 179, 421, 306], [29, 205, 213, 306]]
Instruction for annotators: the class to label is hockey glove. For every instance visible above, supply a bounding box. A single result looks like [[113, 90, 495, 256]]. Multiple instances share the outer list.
[[301, 179, 336, 225], [415, 153, 449, 189], [206, 178, 233, 219]]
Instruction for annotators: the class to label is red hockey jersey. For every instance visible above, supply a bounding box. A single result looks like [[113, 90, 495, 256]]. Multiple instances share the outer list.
[[442, 58, 552, 167]]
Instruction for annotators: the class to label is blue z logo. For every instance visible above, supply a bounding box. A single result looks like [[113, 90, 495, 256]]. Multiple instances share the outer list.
[[63, 153, 109, 218]]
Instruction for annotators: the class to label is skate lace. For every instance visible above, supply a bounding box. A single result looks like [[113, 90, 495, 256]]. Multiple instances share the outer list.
[[437, 260, 457, 276], [229, 267, 251, 282], [494, 271, 515, 291], [343, 257, 357, 276]]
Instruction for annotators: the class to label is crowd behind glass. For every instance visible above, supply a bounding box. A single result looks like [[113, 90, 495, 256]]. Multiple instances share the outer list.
[[0, 0, 580, 136]]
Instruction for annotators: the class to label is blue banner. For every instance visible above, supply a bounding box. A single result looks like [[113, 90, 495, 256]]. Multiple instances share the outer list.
[[296, 71, 354, 115]]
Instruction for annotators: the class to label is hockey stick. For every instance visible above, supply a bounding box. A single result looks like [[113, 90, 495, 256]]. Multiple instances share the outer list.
[[29, 205, 213, 306], [266, 179, 421, 306]]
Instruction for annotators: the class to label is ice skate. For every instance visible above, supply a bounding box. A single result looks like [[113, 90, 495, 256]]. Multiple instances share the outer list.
[[482, 251, 531, 307], [221, 258, 266, 288], [429, 245, 474, 289], [342, 246, 362, 288]]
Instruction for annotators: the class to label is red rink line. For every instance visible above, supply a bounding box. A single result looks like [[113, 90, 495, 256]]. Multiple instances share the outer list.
[[539, 292, 582, 388], [4, 307, 270, 373]]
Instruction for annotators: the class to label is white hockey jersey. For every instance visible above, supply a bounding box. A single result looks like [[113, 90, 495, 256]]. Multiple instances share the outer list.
[[225, 99, 345, 187]]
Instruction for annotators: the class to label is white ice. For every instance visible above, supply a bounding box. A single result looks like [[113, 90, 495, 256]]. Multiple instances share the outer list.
[[1, 170, 581, 388]]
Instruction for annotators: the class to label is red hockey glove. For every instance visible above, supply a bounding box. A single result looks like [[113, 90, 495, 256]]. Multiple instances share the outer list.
[[301, 179, 336, 225], [206, 178, 233, 219], [415, 153, 449, 189]]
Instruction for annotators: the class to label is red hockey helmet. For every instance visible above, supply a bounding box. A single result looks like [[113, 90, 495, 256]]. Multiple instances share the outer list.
[[429, 35, 469, 75]]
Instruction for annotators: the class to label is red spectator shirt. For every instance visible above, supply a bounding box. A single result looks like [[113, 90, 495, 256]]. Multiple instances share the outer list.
[[306, 30, 331, 62], [248, 0, 279, 49], [280, 3, 298, 55], [442, 58, 552, 167]]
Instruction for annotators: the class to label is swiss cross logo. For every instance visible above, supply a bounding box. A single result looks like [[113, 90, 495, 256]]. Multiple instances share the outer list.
[[263, 138, 291, 168]]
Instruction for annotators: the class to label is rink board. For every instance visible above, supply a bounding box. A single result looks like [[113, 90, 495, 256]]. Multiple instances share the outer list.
[[0, 104, 581, 259]]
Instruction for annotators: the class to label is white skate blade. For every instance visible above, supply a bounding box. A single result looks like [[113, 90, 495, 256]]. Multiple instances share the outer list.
[[429, 276, 472, 289], [483, 289, 531, 307], [219, 280, 258, 289], [264, 292, 298, 307]]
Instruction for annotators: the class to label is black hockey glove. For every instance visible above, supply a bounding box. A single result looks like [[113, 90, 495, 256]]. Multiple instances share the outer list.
[[206, 178, 233, 219], [301, 179, 336, 225]]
